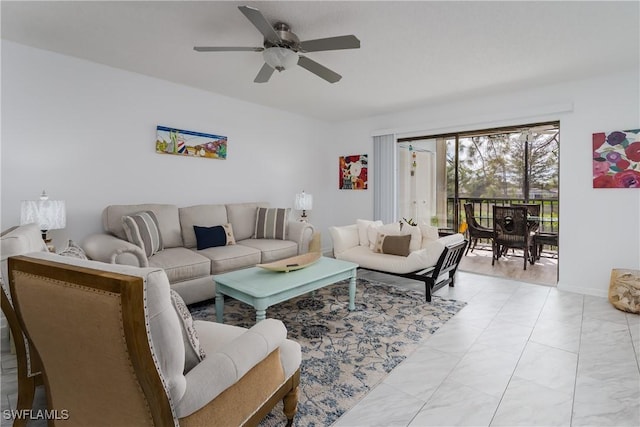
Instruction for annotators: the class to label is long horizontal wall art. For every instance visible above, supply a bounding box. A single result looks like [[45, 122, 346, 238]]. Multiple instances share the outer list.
[[339, 154, 368, 190], [593, 128, 640, 188], [156, 125, 227, 160]]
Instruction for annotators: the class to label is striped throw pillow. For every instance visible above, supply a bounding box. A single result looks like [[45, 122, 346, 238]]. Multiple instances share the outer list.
[[254, 207, 289, 240], [122, 211, 164, 257]]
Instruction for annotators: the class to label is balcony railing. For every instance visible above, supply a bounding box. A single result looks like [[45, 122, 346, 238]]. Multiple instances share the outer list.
[[445, 197, 559, 234]]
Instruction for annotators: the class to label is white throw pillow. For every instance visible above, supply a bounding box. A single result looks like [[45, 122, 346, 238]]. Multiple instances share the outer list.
[[357, 219, 383, 246], [367, 222, 399, 250], [368, 222, 421, 252], [419, 223, 440, 248], [404, 224, 422, 253]]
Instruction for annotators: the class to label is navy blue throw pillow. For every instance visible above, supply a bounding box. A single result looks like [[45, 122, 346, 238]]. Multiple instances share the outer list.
[[194, 225, 227, 250]]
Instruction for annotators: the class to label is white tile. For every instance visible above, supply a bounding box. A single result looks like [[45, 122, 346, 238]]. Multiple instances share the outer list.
[[445, 344, 520, 397], [491, 376, 573, 426], [383, 347, 461, 400], [409, 379, 500, 427], [333, 383, 425, 427], [529, 317, 582, 353], [473, 320, 533, 355], [422, 322, 484, 354], [573, 365, 640, 426], [512, 341, 578, 394], [583, 295, 629, 325]]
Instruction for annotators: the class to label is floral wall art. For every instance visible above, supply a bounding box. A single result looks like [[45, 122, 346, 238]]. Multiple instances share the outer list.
[[156, 125, 227, 159], [339, 154, 368, 190], [593, 128, 640, 188]]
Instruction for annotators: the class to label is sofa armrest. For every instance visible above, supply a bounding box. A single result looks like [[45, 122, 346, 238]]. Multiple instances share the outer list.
[[328, 225, 359, 256], [175, 319, 287, 417], [81, 233, 148, 267], [287, 221, 315, 254]]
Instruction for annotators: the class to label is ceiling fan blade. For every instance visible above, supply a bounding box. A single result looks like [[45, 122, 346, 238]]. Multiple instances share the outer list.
[[194, 46, 264, 52], [299, 35, 360, 52], [297, 55, 342, 83], [238, 5, 281, 45], [254, 63, 275, 83]]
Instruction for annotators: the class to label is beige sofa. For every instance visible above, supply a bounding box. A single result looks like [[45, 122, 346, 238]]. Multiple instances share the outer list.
[[82, 202, 315, 304]]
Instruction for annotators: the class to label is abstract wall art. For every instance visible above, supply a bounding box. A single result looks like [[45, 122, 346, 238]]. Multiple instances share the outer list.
[[156, 125, 227, 159], [339, 154, 368, 190], [593, 129, 640, 188]]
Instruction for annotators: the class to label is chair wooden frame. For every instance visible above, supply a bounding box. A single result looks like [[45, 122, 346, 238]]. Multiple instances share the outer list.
[[362, 239, 468, 302], [463, 203, 494, 255], [0, 287, 44, 427]]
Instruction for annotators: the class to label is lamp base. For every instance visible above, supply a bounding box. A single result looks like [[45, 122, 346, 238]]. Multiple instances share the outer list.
[[299, 210, 309, 222]]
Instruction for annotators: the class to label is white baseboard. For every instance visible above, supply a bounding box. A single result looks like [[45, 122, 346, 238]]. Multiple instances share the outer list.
[[557, 282, 608, 298]]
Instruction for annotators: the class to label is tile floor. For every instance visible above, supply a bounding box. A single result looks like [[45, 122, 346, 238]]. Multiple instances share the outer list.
[[2, 271, 639, 426]]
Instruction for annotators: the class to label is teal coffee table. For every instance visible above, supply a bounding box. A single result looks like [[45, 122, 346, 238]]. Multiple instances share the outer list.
[[214, 256, 358, 323]]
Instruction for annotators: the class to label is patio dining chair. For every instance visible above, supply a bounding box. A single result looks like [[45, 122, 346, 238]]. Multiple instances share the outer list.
[[492, 205, 535, 270], [463, 203, 494, 255]]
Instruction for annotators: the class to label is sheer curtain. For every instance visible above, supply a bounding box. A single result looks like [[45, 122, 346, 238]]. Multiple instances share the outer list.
[[373, 134, 396, 223]]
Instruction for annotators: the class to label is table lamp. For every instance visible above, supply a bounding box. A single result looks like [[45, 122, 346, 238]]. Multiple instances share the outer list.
[[20, 190, 66, 251], [294, 191, 313, 222]]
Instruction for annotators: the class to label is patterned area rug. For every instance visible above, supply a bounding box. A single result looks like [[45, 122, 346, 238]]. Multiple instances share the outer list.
[[189, 278, 466, 426]]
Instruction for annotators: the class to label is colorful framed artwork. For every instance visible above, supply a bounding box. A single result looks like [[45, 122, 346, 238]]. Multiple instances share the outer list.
[[156, 125, 227, 159], [339, 154, 368, 190], [593, 128, 640, 188]]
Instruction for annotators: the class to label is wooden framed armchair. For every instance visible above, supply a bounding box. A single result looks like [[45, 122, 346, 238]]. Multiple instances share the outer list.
[[463, 203, 494, 255], [8, 252, 301, 427], [492, 205, 535, 270]]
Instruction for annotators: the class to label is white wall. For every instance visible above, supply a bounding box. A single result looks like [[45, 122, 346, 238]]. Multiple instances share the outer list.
[[326, 69, 640, 297], [1, 41, 331, 249], [2, 41, 638, 299]]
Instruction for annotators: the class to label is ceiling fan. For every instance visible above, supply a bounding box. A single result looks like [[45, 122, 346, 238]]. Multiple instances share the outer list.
[[194, 5, 360, 83]]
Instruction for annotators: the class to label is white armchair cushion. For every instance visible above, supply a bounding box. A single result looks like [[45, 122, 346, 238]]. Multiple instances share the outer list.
[[176, 319, 289, 417]]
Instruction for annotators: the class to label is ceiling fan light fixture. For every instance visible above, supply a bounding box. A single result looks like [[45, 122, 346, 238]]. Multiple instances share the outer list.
[[263, 47, 298, 71]]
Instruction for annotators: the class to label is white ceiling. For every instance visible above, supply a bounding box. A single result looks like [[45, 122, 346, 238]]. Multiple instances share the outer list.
[[2, 1, 638, 122]]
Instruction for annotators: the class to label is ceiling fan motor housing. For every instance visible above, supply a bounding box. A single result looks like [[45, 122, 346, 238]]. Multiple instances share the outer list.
[[266, 22, 300, 51]]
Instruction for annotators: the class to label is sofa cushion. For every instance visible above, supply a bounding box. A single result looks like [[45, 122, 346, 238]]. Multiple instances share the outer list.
[[226, 202, 268, 241], [179, 205, 228, 249], [356, 219, 383, 246], [123, 211, 164, 257], [419, 223, 440, 247], [238, 239, 298, 263], [103, 204, 183, 249], [254, 207, 289, 240], [149, 247, 211, 284], [197, 244, 261, 274], [170, 289, 206, 373]]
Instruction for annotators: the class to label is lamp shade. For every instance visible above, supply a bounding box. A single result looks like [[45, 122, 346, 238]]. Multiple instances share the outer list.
[[20, 192, 66, 231], [263, 47, 299, 71], [294, 192, 313, 211]]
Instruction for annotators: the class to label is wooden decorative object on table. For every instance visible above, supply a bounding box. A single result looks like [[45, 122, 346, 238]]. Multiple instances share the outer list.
[[257, 252, 322, 272], [608, 268, 640, 314]]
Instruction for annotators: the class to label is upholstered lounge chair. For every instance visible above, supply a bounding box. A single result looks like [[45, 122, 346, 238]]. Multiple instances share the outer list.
[[8, 252, 301, 427]]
